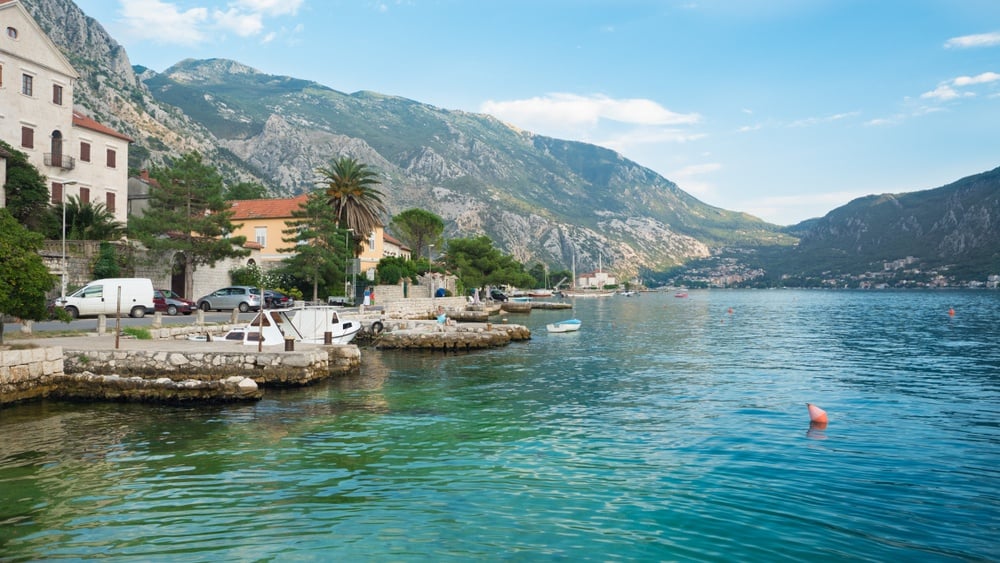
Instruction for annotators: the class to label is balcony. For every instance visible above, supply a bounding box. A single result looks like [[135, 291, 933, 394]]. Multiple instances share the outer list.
[[44, 153, 76, 170]]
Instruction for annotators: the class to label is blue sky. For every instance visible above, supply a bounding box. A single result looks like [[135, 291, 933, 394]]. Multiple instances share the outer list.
[[72, 0, 1000, 225]]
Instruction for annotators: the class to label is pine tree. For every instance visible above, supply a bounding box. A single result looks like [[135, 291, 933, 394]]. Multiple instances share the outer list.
[[129, 152, 248, 298], [280, 190, 349, 302]]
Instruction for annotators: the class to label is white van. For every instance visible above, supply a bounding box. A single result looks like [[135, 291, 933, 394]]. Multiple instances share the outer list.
[[55, 278, 155, 319]]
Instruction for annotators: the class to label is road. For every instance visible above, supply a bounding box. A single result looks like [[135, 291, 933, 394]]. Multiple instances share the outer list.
[[4, 309, 263, 336]]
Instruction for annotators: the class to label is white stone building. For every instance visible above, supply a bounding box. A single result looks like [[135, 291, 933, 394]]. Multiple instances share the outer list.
[[0, 0, 131, 224]]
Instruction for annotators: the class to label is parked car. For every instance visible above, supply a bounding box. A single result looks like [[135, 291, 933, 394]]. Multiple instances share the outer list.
[[196, 286, 262, 312], [264, 290, 292, 309], [153, 289, 196, 315], [490, 289, 509, 302], [50, 278, 155, 319]]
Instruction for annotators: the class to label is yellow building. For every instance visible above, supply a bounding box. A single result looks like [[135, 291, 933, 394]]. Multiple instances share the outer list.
[[228, 195, 400, 277]]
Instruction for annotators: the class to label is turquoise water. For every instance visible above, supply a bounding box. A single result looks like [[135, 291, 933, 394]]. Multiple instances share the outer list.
[[1, 290, 998, 562]]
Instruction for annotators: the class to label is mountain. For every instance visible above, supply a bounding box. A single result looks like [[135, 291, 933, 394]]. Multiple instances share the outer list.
[[141, 58, 792, 274], [725, 166, 1000, 285]]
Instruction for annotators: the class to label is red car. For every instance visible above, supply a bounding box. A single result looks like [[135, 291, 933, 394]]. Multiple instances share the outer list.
[[153, 289, 197, 315]]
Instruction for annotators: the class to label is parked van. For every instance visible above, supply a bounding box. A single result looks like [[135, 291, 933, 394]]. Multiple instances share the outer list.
[[54, 278, 155, 319]]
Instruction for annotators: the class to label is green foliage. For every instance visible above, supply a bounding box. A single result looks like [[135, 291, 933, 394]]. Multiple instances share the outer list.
[[0, 140, 49, 233], [128, 152, 249, 297], [442, 236, 536, 290], [50, 196, 125, 241], [389, 208, 444, 261], [0, 209, 56, 344], [224, 181, 269, 200], [316, 157, 387, 244], [121, 326, 152, 340], [376, 256, 418, 285], [93, 242, 122, 279]]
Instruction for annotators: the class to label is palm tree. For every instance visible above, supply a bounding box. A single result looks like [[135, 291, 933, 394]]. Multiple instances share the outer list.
[[315, 156, 387, 254], [60, 195, 125, 240]]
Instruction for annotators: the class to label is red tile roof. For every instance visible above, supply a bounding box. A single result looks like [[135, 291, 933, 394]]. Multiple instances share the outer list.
[[383, 232, 411, 250], [230, 194, 310, 220], [72, 111, 133, 142]]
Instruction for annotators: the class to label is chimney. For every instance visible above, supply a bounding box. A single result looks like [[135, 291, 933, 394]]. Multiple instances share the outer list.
[[140, 169, 149, 181]]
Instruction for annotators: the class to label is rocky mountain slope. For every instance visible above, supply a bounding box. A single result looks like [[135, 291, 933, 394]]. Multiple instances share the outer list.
[[779, 166, 1000, 279]]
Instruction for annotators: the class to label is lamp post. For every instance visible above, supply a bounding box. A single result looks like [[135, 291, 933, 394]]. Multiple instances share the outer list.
[[60, 180, 78, 299], [344, 228, 354, 302], [427, 244, 434, 262]]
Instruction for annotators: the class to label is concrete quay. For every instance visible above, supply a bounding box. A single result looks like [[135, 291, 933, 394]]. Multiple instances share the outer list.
[[1, 331, 360, 407]]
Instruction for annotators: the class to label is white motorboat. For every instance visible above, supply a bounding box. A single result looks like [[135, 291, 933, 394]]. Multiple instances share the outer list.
[[546, 318, 582, 333], [223, 306, 363, 346]]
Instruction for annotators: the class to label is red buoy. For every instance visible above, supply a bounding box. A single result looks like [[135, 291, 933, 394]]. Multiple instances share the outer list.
[[807, 403, 828, 425]]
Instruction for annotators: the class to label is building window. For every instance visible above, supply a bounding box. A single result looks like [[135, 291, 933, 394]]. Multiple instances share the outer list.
[[80, 187, 90, 205], [255, 227, 267, 248], [106, 192, 116, 213], [80, 141, 91, 162], [51, 182, 64, 205], [6, 27, 17, 39], [21, 126, 33, 148], [21, 74, 32, 96], [106, 148, 116, 168], [53, 84, 63, 105]]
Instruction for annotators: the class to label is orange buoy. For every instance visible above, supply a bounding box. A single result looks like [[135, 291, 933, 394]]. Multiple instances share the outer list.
[[727, 307, 734, 314], [807, 403, 828, 425], [948, 308, 955, 316]]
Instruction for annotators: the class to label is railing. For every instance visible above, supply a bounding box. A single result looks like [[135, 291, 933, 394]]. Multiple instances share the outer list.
[[44, 153, 76, 170]]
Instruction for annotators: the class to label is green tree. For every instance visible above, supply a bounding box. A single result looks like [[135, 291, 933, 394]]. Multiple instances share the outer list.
[[316, 156, 387, 254], [129, 152, 248, 299], [442, 236, 536, 290], [50, 196, 125, 241], [0, 209, 55, 344], [376, 256, 418, 285], [0, 140, 49, 233], [92, 241, 122, 279], [224, 181, 269, 200], [389, 208, 444, 262], [279, 190, 349, 301]]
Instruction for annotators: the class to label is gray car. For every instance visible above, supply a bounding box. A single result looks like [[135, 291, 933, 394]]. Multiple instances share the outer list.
[[196, 286, 262, 312]]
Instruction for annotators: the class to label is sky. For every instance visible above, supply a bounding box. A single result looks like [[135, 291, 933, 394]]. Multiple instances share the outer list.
[[71, 0, 1000, 226]]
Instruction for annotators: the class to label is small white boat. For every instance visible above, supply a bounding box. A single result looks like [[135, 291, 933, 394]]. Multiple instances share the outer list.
[[546, 318, 582, 333], [223, 306, 362, 346]]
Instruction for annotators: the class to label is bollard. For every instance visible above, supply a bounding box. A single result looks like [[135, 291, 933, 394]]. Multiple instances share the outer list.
[[196, 309, 205, 325], [21, 319, 33, 334], [97, 314, 107, 334], [324, 331, 333, 345], [152, 311, 162, 329], [230, 309, 239, 324], [284, 337, 295, 352]]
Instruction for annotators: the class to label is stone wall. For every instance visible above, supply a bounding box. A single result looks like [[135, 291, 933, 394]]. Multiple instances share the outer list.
[[0, 346, 64, 405]]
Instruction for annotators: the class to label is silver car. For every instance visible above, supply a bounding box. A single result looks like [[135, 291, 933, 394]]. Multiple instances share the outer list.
[[196, 286, 262, 312]]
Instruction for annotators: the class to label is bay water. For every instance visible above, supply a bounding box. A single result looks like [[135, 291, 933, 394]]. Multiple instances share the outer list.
[[1, 290, 998, 561]]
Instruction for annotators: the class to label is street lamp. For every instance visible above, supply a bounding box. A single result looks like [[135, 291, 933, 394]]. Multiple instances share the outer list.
[[427, 244, 434, 262], [60, 180, 78, 299], [344, 228, 354, 302]]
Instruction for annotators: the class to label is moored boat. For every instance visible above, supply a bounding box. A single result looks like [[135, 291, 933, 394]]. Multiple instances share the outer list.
[[546, 318, 582, 333], [223, 306, 363, 346]]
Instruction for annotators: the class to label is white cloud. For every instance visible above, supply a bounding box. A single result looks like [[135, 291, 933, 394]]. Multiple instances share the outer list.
[[788, 111, 860, 128], [944, 31, 1000, 48], [952, 71, 1000, 86], [920, 84, 963, 100], [118, 0, 209, 45], [115, 0, 301, 45], [213, 8, 264, 37], [235, 0, 304, 16], [481, 93, 700, 129]]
